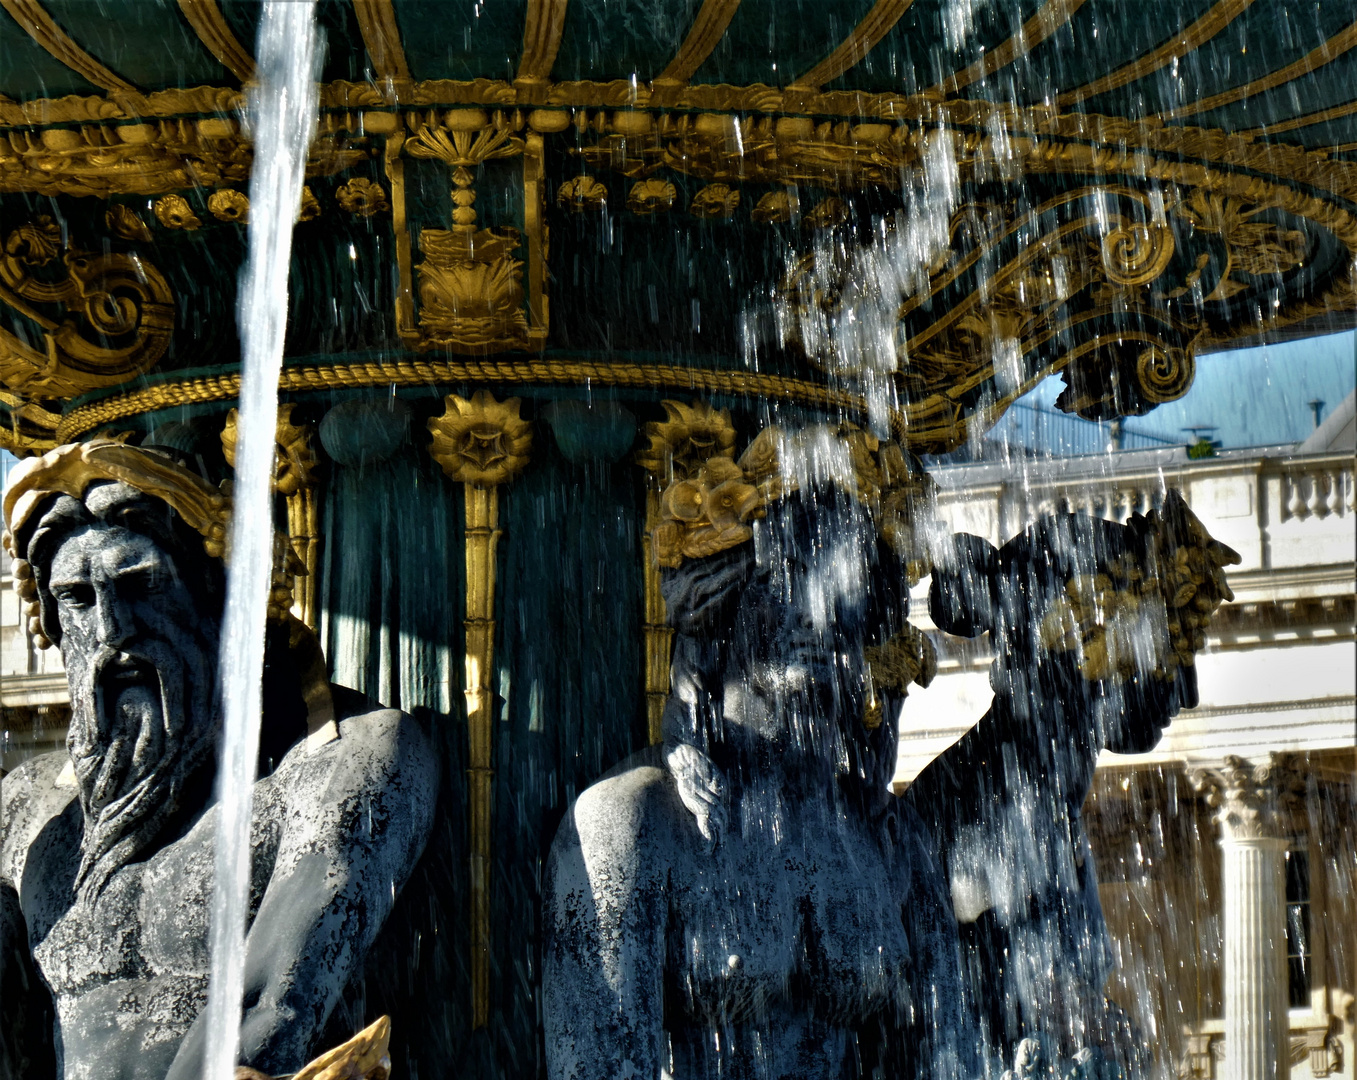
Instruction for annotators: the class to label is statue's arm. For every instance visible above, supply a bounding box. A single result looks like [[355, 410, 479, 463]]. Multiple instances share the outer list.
[[543, 769, 671, 1080], [165, 710, 438, 1079], [0, 767, 57, 1080]]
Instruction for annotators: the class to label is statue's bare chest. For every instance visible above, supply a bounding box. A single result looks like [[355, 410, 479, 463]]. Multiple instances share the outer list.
[[28, 793, 279, 1000], [673, 812, 914, 1022]]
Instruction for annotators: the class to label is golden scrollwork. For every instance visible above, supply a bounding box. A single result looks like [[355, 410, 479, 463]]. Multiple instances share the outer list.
[[104, 203, 153, 242], [243, 1015, 392, 1080], [0, 216, 175, 398], [221, 404, 324, 629], [1172, 190, 1309, 301], [427, 390, 531, 1029]]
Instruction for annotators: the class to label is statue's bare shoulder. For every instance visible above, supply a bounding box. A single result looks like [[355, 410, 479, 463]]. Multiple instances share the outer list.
[[0, 751, 75, 890]]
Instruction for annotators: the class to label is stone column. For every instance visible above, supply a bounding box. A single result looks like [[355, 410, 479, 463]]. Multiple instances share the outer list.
[[1193, 755, 1303, 1080]]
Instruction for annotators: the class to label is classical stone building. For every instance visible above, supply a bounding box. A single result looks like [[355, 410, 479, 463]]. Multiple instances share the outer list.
[[896, 393, 1356, 1080]]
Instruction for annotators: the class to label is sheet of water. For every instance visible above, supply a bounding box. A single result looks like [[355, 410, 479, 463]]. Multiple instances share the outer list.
[[202, 4, 318, 1078]]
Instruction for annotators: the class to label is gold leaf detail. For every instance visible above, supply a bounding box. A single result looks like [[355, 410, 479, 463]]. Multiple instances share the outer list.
[[751, 190, 798, 224], [153, 194, 201, 230], [207, 189, 250, 224], [557, 175, 608, 211], [297, 185, 321, 222], [428, 389, 532, 486], [690, 183, 739, 218], [627, 179, 677, 214], [335, 177, 390, 217], [104, 203, 152, 242], [802, 196, 847, 230]]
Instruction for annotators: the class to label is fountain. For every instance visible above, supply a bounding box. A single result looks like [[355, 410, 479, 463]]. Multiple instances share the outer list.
[[0, 2, 1353, 1078]]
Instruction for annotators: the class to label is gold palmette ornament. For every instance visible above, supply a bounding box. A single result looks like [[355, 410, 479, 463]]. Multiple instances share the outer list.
[[427, 390, 531, 1030]]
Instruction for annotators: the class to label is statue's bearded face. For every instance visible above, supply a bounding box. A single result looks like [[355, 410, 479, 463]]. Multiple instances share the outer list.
[[44, 488, 220, 900]]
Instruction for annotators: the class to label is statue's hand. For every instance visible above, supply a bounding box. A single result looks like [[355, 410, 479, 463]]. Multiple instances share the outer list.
[[665, 743, 727, 850]]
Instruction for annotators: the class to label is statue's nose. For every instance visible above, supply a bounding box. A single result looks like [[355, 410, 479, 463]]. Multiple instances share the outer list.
[[93, 593, 135, 650]]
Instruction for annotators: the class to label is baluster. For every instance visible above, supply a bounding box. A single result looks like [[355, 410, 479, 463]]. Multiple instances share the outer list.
[[1312, 472, 1333, 519], [1286, 472, 1310, 520]]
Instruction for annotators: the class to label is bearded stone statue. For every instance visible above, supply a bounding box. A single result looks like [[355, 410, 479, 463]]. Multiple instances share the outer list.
[[0, 440, 437, 1080]]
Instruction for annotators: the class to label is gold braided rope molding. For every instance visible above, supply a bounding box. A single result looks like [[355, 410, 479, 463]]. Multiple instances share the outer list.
[[1158, 19, 1357, 122], [1243, 98, 1357, 137], [0, 0, 137, 93], [176, 0, 254, 83], [1056, 0, 1255, 106], [55, 360, 895, 444]]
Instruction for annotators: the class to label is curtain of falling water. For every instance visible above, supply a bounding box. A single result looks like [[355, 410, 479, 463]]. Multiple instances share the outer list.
[[202, 4, 318, 1079]]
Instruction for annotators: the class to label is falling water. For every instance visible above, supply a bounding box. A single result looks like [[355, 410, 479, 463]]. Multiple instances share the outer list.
[[202, 4, 319, 1079]]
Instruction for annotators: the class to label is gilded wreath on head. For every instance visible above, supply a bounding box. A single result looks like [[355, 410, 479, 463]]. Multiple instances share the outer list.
[[648, 419, 934, 578]]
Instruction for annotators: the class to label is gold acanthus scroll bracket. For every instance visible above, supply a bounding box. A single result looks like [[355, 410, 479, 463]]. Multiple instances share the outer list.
[[427, 389, 532, 1029], [635, 400, 738, 745], [221, 403, 323, 630]]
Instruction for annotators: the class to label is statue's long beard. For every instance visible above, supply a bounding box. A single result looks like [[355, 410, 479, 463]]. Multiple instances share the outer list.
[[66, 645, 213, 904]]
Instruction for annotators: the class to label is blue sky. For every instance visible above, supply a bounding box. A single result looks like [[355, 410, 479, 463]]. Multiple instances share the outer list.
[[1019, 329, 1356, 450]]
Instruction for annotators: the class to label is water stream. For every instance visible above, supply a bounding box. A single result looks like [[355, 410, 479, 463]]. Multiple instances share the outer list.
[[202, 5, 319, 1078]]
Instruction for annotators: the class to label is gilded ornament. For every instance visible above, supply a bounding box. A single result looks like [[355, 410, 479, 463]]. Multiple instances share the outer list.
[[0, 217, 175, 398], [556, 175, 608, 211], [802, 196, 848, 229], [297, 185, 322, 222], [651, 422, 929, 568], [751, 190, 798, 224], [428, 390, 532, 486], [290, 1016, 393, 1080], [689, 183, 739, 218], [415, 229, 528, 347], [104, 203, 152, 242], [1172, 191, 1308, 300], [1100, 220, 1175, 286], [404, 119, 525, 167], [636, 400, 737, 483], [207, 188, 249, 223], [862, 624, 937, 729], [1038, 490, 1240, 681], [427, 388, 532, 1031], [335, 176, 390, 216], [626, 178, 676, 214], [153, 193, 202, 229]]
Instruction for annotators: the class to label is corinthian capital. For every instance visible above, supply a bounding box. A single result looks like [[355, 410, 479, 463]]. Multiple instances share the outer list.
[[1191, 754, 1307, 841]]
